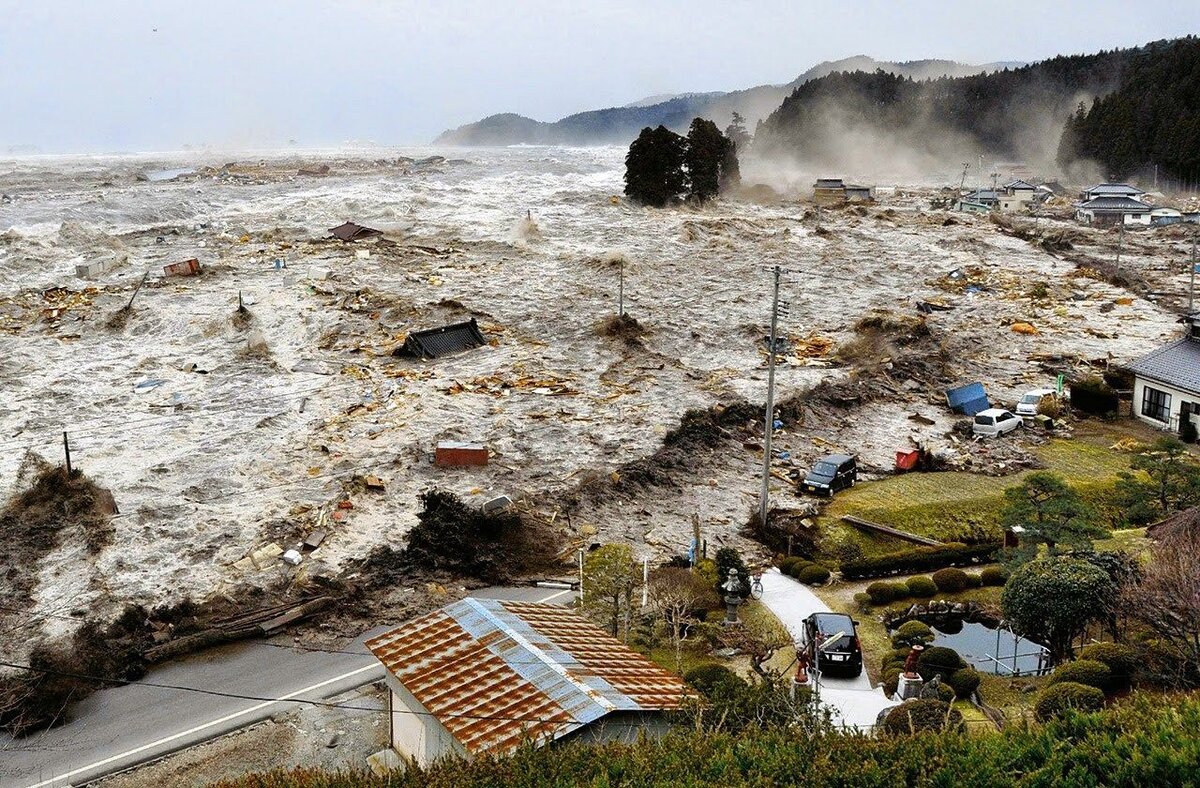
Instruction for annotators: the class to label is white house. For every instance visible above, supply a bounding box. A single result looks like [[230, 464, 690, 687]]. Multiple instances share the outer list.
[[1128, 314, 1200, 434], [1081, 182, 1146, 201], [364, 597, 689, 768]]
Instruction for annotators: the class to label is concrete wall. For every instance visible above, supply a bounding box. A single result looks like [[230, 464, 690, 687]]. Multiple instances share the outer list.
[[1133, 375, 1200, 433]]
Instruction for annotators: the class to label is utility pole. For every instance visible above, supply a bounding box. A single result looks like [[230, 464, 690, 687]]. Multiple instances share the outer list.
[[759, 265, 782, 526], [63, 432, 72, 474], [618, 257, 625, 317], [959, 163, 969, 194], [1116, 219, 1124, 276]]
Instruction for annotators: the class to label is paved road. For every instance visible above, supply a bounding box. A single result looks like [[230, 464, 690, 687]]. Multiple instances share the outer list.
[[758, 569, 898, 730], [0, 585, 576, 788]]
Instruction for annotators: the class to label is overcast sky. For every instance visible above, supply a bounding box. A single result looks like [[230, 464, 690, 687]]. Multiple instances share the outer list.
[[2, 0, 1198, 153]]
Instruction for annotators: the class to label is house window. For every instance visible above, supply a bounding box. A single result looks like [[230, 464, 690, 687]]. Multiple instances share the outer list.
[[1141, 386, 1171, 423]]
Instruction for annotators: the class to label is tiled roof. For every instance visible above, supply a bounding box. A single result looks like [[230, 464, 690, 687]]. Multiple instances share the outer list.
[[1086, 183, 1145, 196], [1128, 337, 1200, 393], [365, 598, 688, 756], [400, 318, 486, 358], [1078, 196, 1152, 212]]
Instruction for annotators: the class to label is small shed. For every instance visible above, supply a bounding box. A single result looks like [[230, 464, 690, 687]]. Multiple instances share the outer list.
[[365, 598, 689, 768]]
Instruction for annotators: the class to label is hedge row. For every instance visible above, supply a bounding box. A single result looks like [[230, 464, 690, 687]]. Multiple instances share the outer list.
[[841, 543, 1001, 580]]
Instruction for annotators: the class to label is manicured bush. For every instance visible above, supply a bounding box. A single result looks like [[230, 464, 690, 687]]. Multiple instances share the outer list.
[[964, 572, 983, 588], [866, 582, 899, 605], [853, 592, 873, 612], [917, 646, 965, 680], [778, 556, 807, 575], [980, 565, 1009, 586], [932, 568, 970, 592], [1035, 681, 1105, 721], [883, 699, 963, 735], [882, 667, 901, 698], [841, 543, 1001, 580], [783, 560, 812, 579], [882, 647, 914, 673], [1077, 642, 1138, 686], [795, 564, 831, 585], [684, 664, 745, 695], [891, 620, 934, 649], [1049, 659, 1112, 691], [905, 576, 938, 598], [948, 667, 981, 699]]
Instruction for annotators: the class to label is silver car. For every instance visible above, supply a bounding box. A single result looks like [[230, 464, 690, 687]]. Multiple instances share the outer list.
[[972, 408, 1022, 437]]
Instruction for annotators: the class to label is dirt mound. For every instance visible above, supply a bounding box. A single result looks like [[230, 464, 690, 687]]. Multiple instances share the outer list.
[[0, 455, 116, 610], [596, 313, 646, 347]]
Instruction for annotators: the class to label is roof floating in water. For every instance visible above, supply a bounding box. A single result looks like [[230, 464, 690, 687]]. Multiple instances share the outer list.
[[328, 221, 382, 242], [945, 382, 990, 416], [400, 318, 486, 359]]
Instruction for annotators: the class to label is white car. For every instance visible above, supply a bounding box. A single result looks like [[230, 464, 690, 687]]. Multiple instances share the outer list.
[[973, 408, 1022, 437], [1015, 388, 1060, 418]]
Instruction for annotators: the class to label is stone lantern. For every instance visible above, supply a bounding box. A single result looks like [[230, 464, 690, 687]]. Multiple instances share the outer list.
[[720, 568, 745, 625]]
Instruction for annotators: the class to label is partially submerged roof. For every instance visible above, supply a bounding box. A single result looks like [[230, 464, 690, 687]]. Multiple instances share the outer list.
[[814, 178, 845, 189], [400, 318, 486, 358], [328, 221, 382, 242], [365, 598, 688, 756], [1128, 337, 1200, 393], [1078, 196, 1152, 212]]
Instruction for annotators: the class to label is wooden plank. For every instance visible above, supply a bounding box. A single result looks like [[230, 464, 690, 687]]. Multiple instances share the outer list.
[[841, 515, 943, 546]]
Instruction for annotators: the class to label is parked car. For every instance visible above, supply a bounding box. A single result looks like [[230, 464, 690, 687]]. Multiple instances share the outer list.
[[973, 408, 1022, 437], [1015, 388, 1062, 418], [801, 612, 863, 678], [801, 454, 857, 496]]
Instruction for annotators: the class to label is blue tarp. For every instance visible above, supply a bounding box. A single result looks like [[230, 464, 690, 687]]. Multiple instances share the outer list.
[[946, 382, 990, 416]]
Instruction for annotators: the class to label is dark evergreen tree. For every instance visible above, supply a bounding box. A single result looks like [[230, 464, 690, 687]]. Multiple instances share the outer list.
[[685, 118, 738, 202], [624, 125, 687, 207], [724, 111, 752, 151]]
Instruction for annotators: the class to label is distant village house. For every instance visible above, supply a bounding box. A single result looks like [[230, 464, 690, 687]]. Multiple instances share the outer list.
[[813, 178, 874, 205]]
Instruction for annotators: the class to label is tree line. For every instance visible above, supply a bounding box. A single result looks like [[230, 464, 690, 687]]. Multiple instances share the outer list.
[[624, 118, 740, 207]]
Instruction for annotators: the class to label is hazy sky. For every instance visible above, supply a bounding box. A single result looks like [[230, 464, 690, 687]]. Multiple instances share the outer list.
[[2, 0, 1198, 152]]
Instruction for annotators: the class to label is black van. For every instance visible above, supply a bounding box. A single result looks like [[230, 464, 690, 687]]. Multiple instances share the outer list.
[[801, 454, 857, 496], [802, 612, 864, 677]]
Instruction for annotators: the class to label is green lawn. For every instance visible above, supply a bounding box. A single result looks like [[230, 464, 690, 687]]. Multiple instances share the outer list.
[[821, 431, 1138, 544]]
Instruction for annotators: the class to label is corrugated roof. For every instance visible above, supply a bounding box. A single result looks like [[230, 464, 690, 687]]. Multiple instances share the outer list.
[[365, 598, 688, 756], [1128, 337, 1200, 392], [400, 318, 486, 358]]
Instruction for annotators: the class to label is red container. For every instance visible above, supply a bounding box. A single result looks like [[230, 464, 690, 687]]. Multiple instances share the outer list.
[[895, 450, 920, 471], [163, 258, 201, 277], [435, 441, 489, 467]]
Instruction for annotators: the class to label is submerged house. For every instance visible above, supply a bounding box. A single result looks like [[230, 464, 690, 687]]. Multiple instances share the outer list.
[[813, 178, 873, 204], [365, 598, 689, 767], [1128, 313, 1200, 434], [329, 221, 382, 242]]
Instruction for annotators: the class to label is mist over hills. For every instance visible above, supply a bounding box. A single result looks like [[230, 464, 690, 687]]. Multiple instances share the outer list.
[[433, 56, 1023, 146]]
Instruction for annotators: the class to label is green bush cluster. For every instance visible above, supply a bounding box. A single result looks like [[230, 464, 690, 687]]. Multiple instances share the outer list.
[[948, 667, 981, 699], [841, 543, 1001, 580], [780, 559, 831, 585], [932, 568, 970, 592], [1035, 681, 1105, 721], [979, 565, 1009, 586], [882, 699, 963, 735], [905, 576, 938, 597], [1077, 642, 1137, 686], [866, 581, 909, 605], [1049, 659, 1112, 691]]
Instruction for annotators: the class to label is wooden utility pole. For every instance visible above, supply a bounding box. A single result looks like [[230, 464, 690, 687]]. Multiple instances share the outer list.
[[759, 266, 782, 526], [1189, 234, 1197, 314], [63, 432, 72, 474]]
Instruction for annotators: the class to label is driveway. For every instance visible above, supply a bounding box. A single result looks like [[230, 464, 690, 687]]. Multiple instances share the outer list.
[[0, 585, 576, 788], [759, 569, 898, 730]]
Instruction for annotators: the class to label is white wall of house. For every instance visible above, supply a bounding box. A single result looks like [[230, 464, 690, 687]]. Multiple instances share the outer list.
[[1133, 375, 1200, 432], [387, 683, 468, 768]]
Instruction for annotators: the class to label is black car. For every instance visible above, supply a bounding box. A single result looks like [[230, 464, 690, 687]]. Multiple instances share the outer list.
[[802, 612, 863, 677], [801, 454, 857, 496]]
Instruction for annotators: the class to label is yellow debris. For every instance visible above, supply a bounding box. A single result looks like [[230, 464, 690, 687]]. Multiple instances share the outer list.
[[1010, 322, 1039, 335]]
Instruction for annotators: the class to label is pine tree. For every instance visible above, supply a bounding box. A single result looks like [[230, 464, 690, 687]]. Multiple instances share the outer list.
[[623, 125, 687, 207], [685, 118, 738, 202]]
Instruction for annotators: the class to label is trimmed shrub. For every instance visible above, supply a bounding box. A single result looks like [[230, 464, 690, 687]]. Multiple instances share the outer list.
[[882, 667, 901, 698], [866, 582, 900, 605], [1050, 659, 1112, 691], [853, 592, 873, 612], [778, 556, 807, 575], [1078, 642, 1138, 686], [795, 564, 831, 585], [1035, 681, 1105, 721], [948, 667, 981, 699], [917, 646, 965, 680], [891, 620, 934, 649], [932, 568, 970, 592], [980, 565, 1009, 586], [883, 699, 963, 735], [965, 572, 983, 588], [783, 560, 812, 579], [882, 647, 915, 673], [841, 543, 1001, 580], [684, 664, 745, 696], [905, 576, 938, 598]]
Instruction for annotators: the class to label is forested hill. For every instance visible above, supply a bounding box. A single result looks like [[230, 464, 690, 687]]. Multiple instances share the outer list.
[[754, 37, 1200, 180], [433, 57, 1019, 146], [1059, 37, 1200, 184]]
